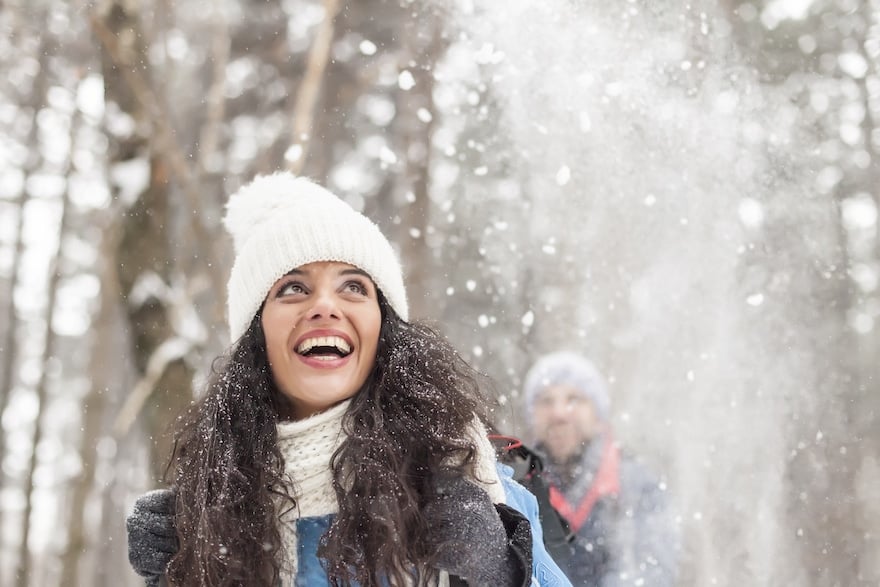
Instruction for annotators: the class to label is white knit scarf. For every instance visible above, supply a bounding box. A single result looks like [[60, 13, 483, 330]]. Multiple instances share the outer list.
[[274, 399, 506, 584]]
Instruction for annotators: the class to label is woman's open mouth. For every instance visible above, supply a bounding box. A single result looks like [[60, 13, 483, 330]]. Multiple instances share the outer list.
[[295, 335, 352, 361]]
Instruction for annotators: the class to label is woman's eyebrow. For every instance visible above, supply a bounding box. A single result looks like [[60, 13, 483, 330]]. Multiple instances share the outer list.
[[339, 268, 370, 278], [280, 267, 370, 280]]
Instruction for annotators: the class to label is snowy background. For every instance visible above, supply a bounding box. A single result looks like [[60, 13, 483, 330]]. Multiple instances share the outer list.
[[0, 0, 878, 585]]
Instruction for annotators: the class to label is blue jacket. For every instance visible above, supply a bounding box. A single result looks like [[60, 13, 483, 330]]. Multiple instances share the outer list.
[[290, 463, 572, 586], [497, 463, 573, 587]]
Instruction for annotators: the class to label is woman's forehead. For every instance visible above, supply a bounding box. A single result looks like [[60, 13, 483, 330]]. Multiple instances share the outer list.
[[282, 261, 373, 281]]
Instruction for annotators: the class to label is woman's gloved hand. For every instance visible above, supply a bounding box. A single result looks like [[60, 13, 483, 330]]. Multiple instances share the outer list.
[[126, 488, 177, 587], [423, 472, 528, 587]]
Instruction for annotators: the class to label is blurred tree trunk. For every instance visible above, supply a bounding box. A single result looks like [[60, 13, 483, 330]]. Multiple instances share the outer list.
[[812, 194, 862, 586], [0, 186, 26, 493], [800, 5, 880, 584], [4, 25, 50, 582], [16, 153, 75, 587], [392, 19, 447, 320], [0, 36, 49, 529], [848, 2, 880, 579], [60, 220, 124, 584], [116, 157, 195, 480], [94, 0, 194, 482]]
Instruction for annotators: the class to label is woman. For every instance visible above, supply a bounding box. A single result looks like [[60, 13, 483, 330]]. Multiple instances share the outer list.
[[125, 173, 571, 587]]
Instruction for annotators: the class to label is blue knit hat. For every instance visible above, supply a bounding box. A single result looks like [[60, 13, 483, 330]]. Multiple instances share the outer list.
[[522, 351, 611, 421]]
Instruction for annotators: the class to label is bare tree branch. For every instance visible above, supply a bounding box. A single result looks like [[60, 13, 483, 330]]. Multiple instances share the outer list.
[[287, 0, 341, 174], [112, 336, 193, 438], [88, 11, 197, 196]]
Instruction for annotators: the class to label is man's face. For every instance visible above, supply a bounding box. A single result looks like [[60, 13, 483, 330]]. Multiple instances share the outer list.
[[531, 383, 600, 463]]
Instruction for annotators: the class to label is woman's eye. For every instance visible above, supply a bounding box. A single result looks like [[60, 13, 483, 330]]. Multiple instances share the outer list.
[[279, 282, 307, 296], [344, 281, 368, 295]]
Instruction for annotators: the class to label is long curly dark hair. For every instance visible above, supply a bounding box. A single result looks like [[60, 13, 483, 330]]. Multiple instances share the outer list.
[[165, 292, 495, 586]]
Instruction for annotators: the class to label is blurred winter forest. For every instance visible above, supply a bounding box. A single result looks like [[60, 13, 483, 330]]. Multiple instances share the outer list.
[[0, 0, 878, 585]]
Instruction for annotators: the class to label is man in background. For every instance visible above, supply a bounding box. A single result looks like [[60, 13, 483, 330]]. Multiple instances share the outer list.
[[522, 351, 678, 586]]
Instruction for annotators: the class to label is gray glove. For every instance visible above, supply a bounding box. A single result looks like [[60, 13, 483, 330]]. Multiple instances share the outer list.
[[126, 488, 177, 587], [423, 473, 526, 586]]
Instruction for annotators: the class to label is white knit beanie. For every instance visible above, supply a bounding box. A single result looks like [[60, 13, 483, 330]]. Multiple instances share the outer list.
[[223, 172, 409, 342], [522, 351, 611, 421]]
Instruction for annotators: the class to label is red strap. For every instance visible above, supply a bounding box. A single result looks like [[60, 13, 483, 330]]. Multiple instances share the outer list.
[[548, 437, 620, 533], [488, 434, 523, 451]]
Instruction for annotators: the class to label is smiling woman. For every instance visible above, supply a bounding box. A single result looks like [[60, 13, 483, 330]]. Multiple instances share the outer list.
[[123, 172, 572, 587], [262, 261, 382, 420]]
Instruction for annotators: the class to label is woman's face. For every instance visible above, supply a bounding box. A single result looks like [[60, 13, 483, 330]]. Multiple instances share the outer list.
[[261, 261, 382, 420]]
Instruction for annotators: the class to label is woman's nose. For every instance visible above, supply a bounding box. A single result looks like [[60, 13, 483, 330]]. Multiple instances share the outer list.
[[307, 290, 340, 320]]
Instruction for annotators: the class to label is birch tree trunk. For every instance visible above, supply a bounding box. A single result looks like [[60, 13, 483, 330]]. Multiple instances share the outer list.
[[16, 130, 76, 586], [0, 34, 50, 529], [59, 219, 126, 584]]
